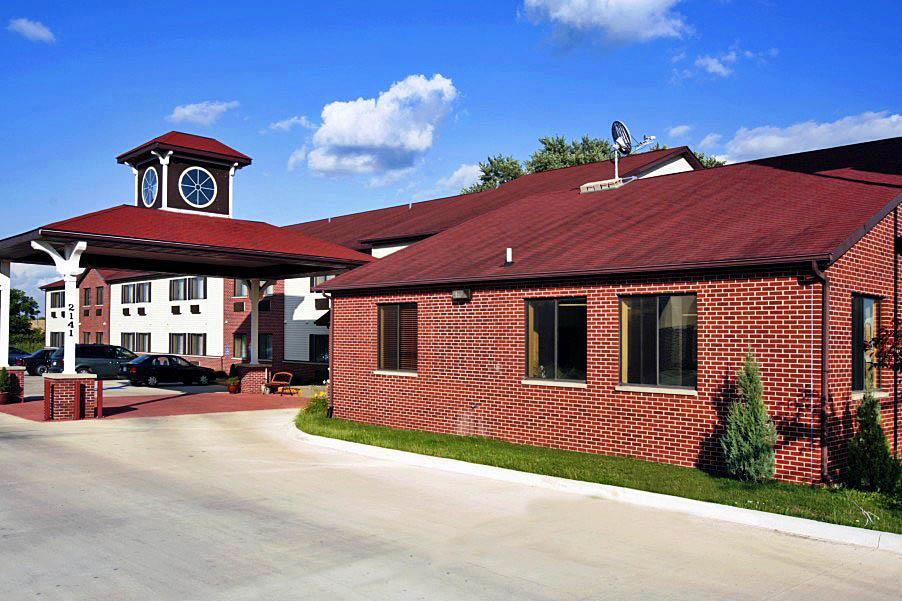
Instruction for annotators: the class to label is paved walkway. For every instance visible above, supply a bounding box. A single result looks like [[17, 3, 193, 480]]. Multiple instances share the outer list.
[[0, 409, 899, 600]]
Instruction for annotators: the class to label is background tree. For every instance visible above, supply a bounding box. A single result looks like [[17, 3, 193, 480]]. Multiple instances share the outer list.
[[461, 135, 724, 194], [10, 289, 42, 351], [461, 154, 524, 194], [721, 350, 777, 481], [525, 135, 613, 173], [694, 151, 726, 168]]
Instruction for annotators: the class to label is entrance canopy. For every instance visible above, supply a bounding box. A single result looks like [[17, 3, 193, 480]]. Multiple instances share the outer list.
[[0, 205, 372, 279], [0, 204, 372, 373]]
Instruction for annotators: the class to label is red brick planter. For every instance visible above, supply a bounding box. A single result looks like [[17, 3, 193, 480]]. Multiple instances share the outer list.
[[43, 374, 103, 421], [234, 364, 270, 395]]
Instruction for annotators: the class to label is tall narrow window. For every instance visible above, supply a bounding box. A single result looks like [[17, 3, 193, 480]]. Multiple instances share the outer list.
[[852, 295, 879, 391], [526, 298, 587, 382], [188, 334, 207, 356], [83, 288, 91, 306], [169, 333, 187, 355], [378, 303, 417, 371], [49, 332, 65, 347], [170, 278, 187, 301], [95, 332, 104, 344], [258, 333, 273, 361], [620, 294, 697, 389], [50, 291, 64, 309], [233, 334, 248, 359], [96, 287, 104, 305], [188, 277, 207, 300], [309, 334, 329, 363], [234, 279, 249, 297]]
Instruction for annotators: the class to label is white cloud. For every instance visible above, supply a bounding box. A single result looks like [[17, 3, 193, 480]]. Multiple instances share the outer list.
[[667, 124, 691, 138], [10, 264, 58, 312], [167, 100, 240, 126], [266, 115, 316, 133], [7, 18, 55, 43], [287, 146, 308, 171], [306, 74, 458, 179], [723, 111, 902, 162], [695, 54, 733, 77], [697, 133, 722, 149], [524, 0, 690, 42], [437, 163, 482, 191]]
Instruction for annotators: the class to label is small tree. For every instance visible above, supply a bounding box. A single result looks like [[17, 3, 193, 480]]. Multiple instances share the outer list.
[[721, 351, 777, 481], [0, 368, 10, 394], [461, 155, 524, 194], [846, 386, 900, 492]]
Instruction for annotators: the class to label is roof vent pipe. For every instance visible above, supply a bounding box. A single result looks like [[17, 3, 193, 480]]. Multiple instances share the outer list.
[[505, 247, 513, 265]]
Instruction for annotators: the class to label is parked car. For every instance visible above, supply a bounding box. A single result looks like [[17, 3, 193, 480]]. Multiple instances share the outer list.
[[122, 354, 216, 386], [16, 348, 58, 375], [8, 346, 30, 364], [48, 344, 138, 378]]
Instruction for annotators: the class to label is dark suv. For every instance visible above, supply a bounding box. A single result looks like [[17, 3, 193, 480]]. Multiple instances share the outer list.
[[48, 344, 138, 378]]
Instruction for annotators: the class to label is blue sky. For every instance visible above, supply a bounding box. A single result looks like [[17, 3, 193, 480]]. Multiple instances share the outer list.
[[2, 0, 901, 303]]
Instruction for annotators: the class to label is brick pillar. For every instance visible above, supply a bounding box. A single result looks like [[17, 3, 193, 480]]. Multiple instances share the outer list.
[[235, 364, 269, 394], [2, 366, 26, 403], [43, 374, 101, 421]]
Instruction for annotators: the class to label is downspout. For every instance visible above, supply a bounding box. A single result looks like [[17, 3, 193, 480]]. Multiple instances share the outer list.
[[811, 260, 830, 482], [324, 291, 334, 418], [894, 208, 899, 457]]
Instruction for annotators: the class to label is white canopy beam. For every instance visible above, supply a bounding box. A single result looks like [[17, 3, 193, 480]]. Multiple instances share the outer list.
[[31, 241, 86, 374]]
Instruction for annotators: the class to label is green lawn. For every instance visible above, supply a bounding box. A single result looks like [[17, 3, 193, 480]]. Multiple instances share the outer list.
[[296, 396, 902, 534]]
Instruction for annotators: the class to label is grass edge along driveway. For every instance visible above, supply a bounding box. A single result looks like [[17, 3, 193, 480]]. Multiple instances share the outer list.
[[295, 397, 902, 534]]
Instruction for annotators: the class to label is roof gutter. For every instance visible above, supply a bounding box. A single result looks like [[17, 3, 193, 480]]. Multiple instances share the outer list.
[[810, 260, 830, 483]]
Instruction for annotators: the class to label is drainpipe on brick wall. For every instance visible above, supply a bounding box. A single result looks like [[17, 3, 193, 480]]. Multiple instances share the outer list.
[[324, 291, 334, 418], [811, 260, 830, 482], [894, 208, 899, 457]]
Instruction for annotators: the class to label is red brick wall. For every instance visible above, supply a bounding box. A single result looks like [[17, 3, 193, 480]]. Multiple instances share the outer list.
[[824, 209, 898, 478], [78, 270, 110, 344], [331, 268, 826, 483], [44, 377, 100, 420]]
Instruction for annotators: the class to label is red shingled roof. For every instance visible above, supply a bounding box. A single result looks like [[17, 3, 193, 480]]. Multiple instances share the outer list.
[[322, 138, 902, 291], [41, 205, 373, 264], [116, 131, 251, 164], [287, 147, 699, 250]]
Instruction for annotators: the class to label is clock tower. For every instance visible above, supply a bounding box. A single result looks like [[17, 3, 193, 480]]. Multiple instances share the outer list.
[[116, 131, 252, 218]]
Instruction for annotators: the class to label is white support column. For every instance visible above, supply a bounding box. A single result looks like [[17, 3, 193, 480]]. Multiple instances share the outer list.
[[0, 261, 10, 368], [228, 162, 238, 218], [30, 241, 86, 374], [152, 150, 173, 209], [126, 161, 139, 205]]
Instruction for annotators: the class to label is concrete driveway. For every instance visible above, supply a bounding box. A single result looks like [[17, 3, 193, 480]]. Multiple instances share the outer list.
[[0, 410, 899, 600]]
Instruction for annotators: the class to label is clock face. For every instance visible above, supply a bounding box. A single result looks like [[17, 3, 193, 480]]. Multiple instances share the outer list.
[[179, 166, 217, 207], [141, 167, 158, 207]]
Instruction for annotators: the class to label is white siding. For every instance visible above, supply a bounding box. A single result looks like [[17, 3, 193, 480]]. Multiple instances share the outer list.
[[370, 243, 409, 258], [637, 156, 695, 178], [44, 290, 67, 346], [110, 276, 224, 357], [283, 276, 329, 362]]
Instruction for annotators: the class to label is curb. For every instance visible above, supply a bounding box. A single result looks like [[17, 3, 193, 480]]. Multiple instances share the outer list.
[[290, 425, 902, 555]]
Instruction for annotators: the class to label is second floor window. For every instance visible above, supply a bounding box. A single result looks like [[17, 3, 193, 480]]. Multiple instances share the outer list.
[[122, 282, 151, 304], [170, 277, 207, 301], [526, 298, 587, 382], [83, 287, 91, 306], [49, 291, 64, 309], [96, 287, 104, 305], [620, 294, 698, 389], [378, 303, 417, 372]]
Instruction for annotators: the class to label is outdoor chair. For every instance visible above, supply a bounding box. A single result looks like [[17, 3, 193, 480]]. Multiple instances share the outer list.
[[266, 372, 298, 396]]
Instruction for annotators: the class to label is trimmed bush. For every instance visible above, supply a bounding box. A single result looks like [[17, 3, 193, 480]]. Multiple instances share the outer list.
[[0, 367, 10, 393], [721, 351, 777, 481], [846, 387, 900, 493]]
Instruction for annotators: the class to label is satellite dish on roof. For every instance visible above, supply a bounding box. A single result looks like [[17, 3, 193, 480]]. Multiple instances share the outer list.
[[610, 120, 656, 181], [612, 120, 632, 155]]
